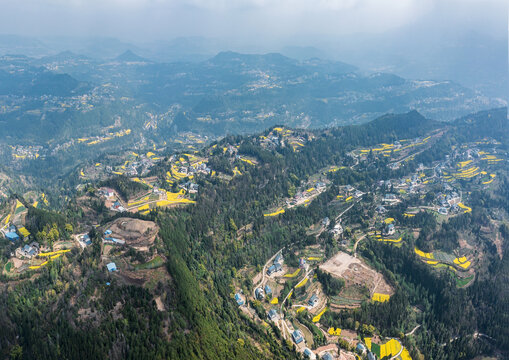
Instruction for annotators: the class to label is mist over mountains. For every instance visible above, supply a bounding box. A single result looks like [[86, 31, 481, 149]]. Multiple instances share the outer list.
[[0, 24, 506, 101]]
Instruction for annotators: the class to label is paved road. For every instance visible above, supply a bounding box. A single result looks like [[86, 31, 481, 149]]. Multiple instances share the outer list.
[[439, 332, 495, 347], [335, 201, 356, 223], [282, 318, 294, 340], [405, 324, 421, 336], [353, 234, 367, 258], [389, 344, 404, 360], [280, 268, 312, 313], [253, 247, 283, 298]]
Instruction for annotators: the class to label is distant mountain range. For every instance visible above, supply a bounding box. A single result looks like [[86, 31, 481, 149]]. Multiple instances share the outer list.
[[0, 32, 505, 100], [0, 50, 504, 148]]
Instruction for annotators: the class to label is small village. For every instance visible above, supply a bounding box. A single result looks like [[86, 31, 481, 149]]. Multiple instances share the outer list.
[[226, 128, 506, 360], [1, 194, 165, 283], [0, 139, 219, 279]]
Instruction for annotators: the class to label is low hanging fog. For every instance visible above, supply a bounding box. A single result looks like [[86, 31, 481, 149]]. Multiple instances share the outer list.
[[0, 0, 507, 98]]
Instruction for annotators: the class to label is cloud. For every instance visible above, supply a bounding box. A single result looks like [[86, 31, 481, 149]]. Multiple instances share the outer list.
[[0, 0, 505, 41]]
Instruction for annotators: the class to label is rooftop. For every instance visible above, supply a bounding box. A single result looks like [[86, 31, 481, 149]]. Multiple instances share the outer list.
[[106, 262, 117, 272], [292, 330, 304, 344], [5, 232, 19, 240]]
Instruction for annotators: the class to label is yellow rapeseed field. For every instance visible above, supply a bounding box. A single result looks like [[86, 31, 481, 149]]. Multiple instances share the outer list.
[[284, 269, 301, 278], [457, 160, 472, 168], [295, 277, 308, 289], [264, 209, 285, 217], [400, 348, 412, 360], [377, 237, 402, 243], [415, 248, 434, 259], [372, 293, 390, 302], [38, 249, 71, 257], [18, 227, 30, 237], [240, 158, 255, 165], [312, 307, 327, 323], [328, 328, 342, 336], [453, 257, 471, 269], [458, 203, 472, 213]]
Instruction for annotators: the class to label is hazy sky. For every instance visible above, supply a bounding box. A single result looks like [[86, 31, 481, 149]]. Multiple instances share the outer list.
[[0, 0, 505, 43]]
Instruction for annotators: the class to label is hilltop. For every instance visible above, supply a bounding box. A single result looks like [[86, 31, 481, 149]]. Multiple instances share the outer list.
[[114, 50, 150, 63]]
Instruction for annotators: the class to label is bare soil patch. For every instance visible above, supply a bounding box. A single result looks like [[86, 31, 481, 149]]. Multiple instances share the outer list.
[[103, 244, 113, 256], [320, 251, 393, 296], [458, 238, 474, 250], [11, 258, 23, 269], [116, 266, 170, 290], [493, 228, 503, 259], [340, 352, 357, 360], [320, 251, 361, 276], [155, 296, 165, 311], [252, 272, 262, 286], [117, 270, 146, 286], [105, 218, 158, 250]]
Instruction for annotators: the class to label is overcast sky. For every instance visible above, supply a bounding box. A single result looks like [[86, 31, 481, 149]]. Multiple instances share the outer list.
[[0, 0, 505, 43]]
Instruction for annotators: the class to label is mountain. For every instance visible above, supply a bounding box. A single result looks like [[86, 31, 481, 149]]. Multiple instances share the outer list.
[[132, 52, 501, 134], [0, 34, 51, 57], [307, 29, 508, 99], [209, 51, 297, 66], [114, 50, 150, 63], [453, 107, 508, 141], [0, 67, 87, 96], [38, 50, 91, 63], [364, 110, 437, 135], [0, 33, 505, 99], [40, 36, 144, 60]]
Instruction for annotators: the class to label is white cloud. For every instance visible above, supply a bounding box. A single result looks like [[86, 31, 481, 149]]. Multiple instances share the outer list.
[[0, 0, 504, 41]]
